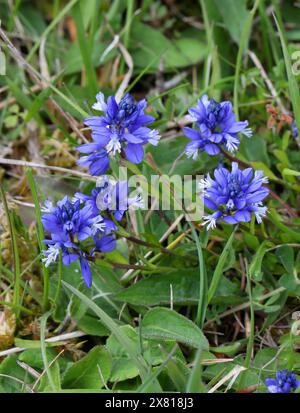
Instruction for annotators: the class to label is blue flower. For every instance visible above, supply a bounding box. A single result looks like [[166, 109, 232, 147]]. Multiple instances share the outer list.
[[41, 196, 117, 287], [77, 92, 160, 174], [183, 95, 252, 159], [93, 221, 117, 253], [41, 196, 94, 242], [75, 176, 144, 221], [265, 370, 300, 393], [200, 162, 269, 230], [292, 121, 298, 138], [42, 239, 80, 268]]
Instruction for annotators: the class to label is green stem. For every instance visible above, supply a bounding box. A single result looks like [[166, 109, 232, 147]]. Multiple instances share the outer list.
[[207, 226, 237, 304], [244, 268, 255, 369], [189, 223, 207, 328], [26, 168, 49, 311], [53, 250, 63, 308], [0, 185, 21, 318]]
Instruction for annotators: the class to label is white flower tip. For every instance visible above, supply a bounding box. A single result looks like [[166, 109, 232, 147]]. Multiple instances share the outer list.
[[198, 178, 211, 191], [42, 245, 60, 267], [242, 127, 253, 138], [92, 92, 107, 112], [106, 136, 122, 155], [148, 130, 161, 146], [91, 215, 106, 235], [92, 102, 104, 111], [186, 148, 199, 160], [254, 206, 268, 224], [202, 215, 216, 230], [185, 114, 197, 123], [41, 199, 54, 213]]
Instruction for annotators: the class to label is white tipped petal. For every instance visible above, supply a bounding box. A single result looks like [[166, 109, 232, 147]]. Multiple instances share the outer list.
[[92, 92, 107, 112], [202, 215, 217, 230], [42, 245, 60, 267]]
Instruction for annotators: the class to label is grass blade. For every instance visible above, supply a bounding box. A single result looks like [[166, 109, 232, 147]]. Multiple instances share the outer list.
[[207, 227, 237, 304], [274, 13, 300, 134], [72, 1, 98, 94], [26, 168, 49, 311], [233, 0, 260, 119], [186, 348, 206, 393], [0, 185, 21, 318], [40, 310, 58, 392], [189, 223, 207, 328]]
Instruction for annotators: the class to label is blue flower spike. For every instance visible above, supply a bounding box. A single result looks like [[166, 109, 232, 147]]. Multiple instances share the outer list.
[[183, 94, 252, 159], [200, 162, 269, 230], [77, 92, 160, 175], [265, 370, 300, 393], [40, 179, 144, 287], [40, 196, 115, 287]]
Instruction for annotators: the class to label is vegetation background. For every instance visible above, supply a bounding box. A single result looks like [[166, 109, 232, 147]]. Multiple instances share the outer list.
[[0, 0, 300, 393]]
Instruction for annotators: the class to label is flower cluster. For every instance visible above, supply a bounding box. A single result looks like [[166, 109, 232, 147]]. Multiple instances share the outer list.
[[41, 196, 113, 287], [41, 178, 143, 287], [200, 162, 269, 230], [183, 95, 252, 159], [265, 370, 300, 393], [41, 91, 270, 282], [77, 92, 160, 175]]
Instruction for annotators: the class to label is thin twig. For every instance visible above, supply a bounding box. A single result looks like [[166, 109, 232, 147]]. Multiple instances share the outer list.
[[0, 27, 88, 142], [0, 330, 87, 358], [248, 50, 288, 114], [0, 157, 93, 179], [31, 349, 65, 391]]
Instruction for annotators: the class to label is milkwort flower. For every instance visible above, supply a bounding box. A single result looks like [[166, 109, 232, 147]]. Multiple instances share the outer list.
[[41, 196, 116, 287], [183, 95, 252, 159], [77, 92, 160, 175], [265, 370, 300, 393], [292, 121, 299, 138], [75, 175, 144, 221], [200, 162, 269, 230]]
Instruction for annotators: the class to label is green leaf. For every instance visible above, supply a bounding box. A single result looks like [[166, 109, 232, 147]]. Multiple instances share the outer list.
[[19, 348, 69, 371], [141, 307, 209, 350], [77, 314, 110, 337], [116, 269, 243, 307], [279, 273, 300, 295], [106, 325, 185, 382], [109, 359, 139, 382], [38, 361, 61, 392], [116, 269, 199, 306], [130, 22, 207, 72], [0, 354, 33, 393], [249, 241, 274, 281], [62, 346, 111, 389], [240, 136, 270, 166], [276, 245, 294, 274], [4, 115, 18, 128], [214, 0, 249, 44], [282, 168, 300, 177], [250, 161, 279, 181], [62, 281, 158, 388]]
